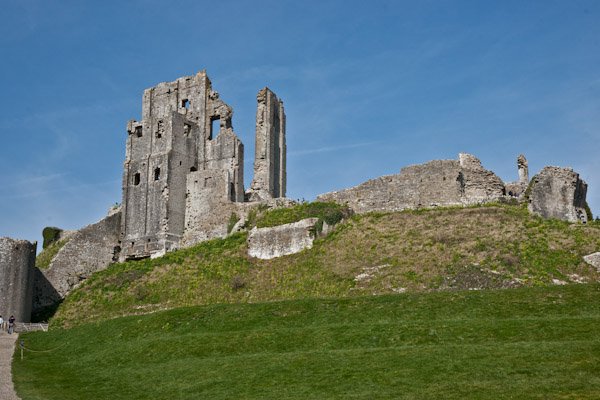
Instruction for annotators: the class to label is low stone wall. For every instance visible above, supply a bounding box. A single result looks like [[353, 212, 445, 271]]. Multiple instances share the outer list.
[[317, 153, 505, 213], [33, 211, 121, 313], [0, 237, 36, 322], [247, 218, 319, 260], [528, 166, 588, 223]]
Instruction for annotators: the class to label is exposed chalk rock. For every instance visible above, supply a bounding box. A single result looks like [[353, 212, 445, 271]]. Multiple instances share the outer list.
[[583, 252, 600, 271]]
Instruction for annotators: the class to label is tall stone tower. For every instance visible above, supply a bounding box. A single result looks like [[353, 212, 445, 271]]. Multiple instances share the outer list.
[[517, 154, 529, 184], [0, 237, 36, 322], [120, 71, 244, 260], [248, 88, 286, 201]]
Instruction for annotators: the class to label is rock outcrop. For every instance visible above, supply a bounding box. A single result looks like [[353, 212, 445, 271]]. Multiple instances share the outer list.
[[583, 252, 600, 271]]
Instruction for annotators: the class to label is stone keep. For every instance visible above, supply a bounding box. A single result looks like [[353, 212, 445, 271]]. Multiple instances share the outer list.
[[0, 237, 36, 322], [121, 71, 286, 260], [248, 88, 286, 201]]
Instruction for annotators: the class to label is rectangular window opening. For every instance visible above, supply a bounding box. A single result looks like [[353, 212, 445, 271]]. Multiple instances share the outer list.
[[210, 117, 220, 140]]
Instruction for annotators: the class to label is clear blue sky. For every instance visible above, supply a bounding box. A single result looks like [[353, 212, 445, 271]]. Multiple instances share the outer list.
[[1, 0, 599, 247]]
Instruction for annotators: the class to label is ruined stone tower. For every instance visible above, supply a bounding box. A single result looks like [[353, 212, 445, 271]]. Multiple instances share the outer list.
[[505, 154, 530, 198], [248, 88, 286, 201], [517, 154, 529, 184], [120, 71, 244, 260], [120, 71, 286, 260], [0, 237, 36, 322]]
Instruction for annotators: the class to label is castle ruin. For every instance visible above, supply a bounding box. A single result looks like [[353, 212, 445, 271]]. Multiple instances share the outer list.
[[0, 237, 36, 322], [0, 70, 594, 322], [120, 71, 286, 260]]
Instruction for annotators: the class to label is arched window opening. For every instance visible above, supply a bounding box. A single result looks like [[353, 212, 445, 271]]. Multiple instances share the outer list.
[[154, 167, 161, 181], [133, 173, 141, 186]]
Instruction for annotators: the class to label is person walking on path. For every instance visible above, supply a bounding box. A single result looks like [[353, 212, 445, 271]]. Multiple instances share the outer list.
[[0, 316, 4, 333], [7, 316, 15, 335]]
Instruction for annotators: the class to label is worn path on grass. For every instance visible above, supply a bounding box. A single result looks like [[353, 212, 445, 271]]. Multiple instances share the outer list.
[[0, 333, 20, 400]]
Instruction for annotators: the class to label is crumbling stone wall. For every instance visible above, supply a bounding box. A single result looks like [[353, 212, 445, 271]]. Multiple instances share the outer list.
[[528, 166, 588, 223], [248, 88, 287, 201], [247, 218, 319, 259], [33, 212, 121, 313], [0, 237, 36, 322], [317, 153, 505, 213]]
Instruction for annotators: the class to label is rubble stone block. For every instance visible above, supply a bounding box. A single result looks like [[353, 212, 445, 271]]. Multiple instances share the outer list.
[[528, 166, 588, 223], [248, 218, 320, 259]]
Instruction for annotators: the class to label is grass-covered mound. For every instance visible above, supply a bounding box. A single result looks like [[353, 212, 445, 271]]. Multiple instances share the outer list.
[[35, 239, 68, 269], [250, 201, 351, 228], [50, 203, 600, 327], [13, 284, 600, 399]]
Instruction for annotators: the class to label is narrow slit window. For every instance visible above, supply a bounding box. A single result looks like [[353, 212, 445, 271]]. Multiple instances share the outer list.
[[133, 173, 141, 186], [156, 120, 164, 138], [154, 167, 160, 181], [181, 99, 190, 109]]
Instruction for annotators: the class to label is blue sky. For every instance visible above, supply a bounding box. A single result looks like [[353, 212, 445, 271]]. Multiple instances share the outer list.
[[1, 0, 599, 247]]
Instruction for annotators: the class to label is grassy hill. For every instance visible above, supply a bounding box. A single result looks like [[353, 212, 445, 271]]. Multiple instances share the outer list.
[[48, 203, 600, 328], [14, 284, 600, 399]]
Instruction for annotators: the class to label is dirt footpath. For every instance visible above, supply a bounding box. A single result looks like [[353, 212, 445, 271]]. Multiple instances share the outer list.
[[0, 333, 20, 400]]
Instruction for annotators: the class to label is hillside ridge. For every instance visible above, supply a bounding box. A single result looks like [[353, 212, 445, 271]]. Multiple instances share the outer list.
[[48, 203, 600, 328]]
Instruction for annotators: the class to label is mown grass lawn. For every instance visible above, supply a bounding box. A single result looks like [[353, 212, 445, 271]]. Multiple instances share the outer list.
[[14, 284, 600, 399]]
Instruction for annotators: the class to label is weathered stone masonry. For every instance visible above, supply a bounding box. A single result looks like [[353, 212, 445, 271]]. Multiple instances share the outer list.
[[2, 69, 594, 323], [248, 88, 286, 201], [0, 237, 36, 322], [317, 153, 506, 213], [120, 71, 287, 260]]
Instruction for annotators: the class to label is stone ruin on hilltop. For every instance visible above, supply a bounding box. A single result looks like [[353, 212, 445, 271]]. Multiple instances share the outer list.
[[0, 70, 595, 323], [120, 71, 287, 260]]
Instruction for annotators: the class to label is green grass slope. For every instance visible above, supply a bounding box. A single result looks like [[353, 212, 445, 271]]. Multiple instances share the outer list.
[[14, 284, 600, 399], [51, 203, 600, 327]]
